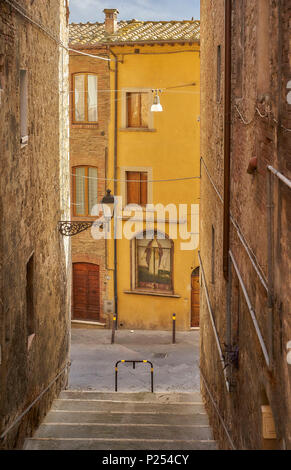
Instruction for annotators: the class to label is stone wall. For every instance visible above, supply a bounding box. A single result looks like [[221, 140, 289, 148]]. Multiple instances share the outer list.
[[200, 0, 291, 450], [0, 0, 70, 449]]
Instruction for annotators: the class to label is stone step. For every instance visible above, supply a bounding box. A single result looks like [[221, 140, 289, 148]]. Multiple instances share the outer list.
[[44, 410, 209, 426], [24, 438, 218, 451], [24, 391, 217, 451], [52, 399, 205, 414], [59, 391, 203, 403], [34, 423, 213, 440]]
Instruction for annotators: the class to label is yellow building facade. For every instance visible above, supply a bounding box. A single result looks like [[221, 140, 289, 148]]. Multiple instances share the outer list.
[[69, 10, 200, 330]]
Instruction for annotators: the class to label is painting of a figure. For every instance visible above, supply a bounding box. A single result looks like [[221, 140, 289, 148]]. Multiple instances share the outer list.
[[137, 236, 172, 291]]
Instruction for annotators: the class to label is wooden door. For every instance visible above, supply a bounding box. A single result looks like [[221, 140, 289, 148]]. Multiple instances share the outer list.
[[191, 268, 200, 327], [73, 263, 100, 321]]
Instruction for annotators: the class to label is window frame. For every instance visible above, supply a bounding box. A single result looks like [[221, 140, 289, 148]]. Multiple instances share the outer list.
[[72, 165, 98, 217], [72, 72, 98, 124], [121, 88, 154, 131], [131, 231, 174, 295]]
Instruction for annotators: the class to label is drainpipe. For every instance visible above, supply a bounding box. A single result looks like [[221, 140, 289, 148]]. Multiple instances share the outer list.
[[223, 0, 232, 280], [109, 47, 119, 327]]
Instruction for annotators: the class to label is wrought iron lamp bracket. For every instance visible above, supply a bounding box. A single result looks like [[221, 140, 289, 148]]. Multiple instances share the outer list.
[[58, 221, 103, 237]]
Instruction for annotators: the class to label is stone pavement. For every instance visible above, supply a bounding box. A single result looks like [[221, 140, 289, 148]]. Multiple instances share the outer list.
[[69, 329, 200, 393]]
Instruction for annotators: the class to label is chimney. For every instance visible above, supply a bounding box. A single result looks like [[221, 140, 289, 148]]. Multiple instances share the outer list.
[[103, 9, 119, 34]]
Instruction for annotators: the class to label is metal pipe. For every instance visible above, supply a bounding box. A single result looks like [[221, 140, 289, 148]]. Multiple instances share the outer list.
[[267, 171, 274, 365], [0, 362, 70, 440], [200, 369, 236, 450], [109, 48, 119, 328], [223, 0, 232, 280], [267, 165, 291, 190], [226, 253, 232, 384], [229, 251, 270, 368], [198, 252, 230, 392], [226, 253, 232, 348]]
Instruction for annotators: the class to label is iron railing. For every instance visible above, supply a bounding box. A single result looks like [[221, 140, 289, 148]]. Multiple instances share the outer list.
[[115, 360, 154, 393]]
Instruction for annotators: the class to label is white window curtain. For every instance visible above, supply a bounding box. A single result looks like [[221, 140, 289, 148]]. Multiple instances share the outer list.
[[88, 75, 98, 122], [75, 167, 85, 215]]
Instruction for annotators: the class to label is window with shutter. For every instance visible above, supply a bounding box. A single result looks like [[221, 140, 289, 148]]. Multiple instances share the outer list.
[[126, 92, 149, 128], [126, 171, 148, 206]]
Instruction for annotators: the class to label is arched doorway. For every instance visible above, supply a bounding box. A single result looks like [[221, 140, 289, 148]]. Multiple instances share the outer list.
[[191, 267, 200, 327], [72, 263, 100, 321]]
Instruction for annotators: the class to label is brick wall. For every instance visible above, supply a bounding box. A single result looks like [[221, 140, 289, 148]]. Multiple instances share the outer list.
[[200, 0, 291, 450], [69, 48, 110, 321]]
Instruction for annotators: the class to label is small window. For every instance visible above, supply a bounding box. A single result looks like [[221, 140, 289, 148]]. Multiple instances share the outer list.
[[73, 73, 98, 123], [26, 254, 35, 349], [135, 233, 173, 293], [20, 69, 28, 144], [126, 171, 148, 206], [72, 166, 98, 216], [217, 45, 221, 102], [126, 92, 149, 128]]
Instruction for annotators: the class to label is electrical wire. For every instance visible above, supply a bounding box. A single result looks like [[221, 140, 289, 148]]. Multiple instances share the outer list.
[[68, 48, 111, 62], [70, 173, 200, 183]]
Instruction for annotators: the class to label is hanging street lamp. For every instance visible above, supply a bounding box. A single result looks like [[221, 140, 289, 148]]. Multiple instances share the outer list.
[[151, 89, 163, 112]]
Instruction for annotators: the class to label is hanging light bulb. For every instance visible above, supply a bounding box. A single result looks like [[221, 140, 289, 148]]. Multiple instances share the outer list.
[[151, 89, 163, 112]]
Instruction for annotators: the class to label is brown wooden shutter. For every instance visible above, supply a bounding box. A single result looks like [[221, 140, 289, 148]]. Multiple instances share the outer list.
[[127, 93, 140, 127], [140, 93, 149, 128], [127, 92, 149, 128], [127, 172, 140, 204]]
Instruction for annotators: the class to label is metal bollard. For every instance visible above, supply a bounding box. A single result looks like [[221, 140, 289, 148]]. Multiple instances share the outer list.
[[111, 314, 116, 344], [172, 313, 176, 344]]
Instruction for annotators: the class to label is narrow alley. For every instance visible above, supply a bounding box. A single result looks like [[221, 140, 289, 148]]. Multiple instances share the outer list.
[[0, 0, 290, 455]]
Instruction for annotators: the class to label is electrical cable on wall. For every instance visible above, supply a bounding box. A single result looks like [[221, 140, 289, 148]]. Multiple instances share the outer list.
[[235, 104, 291, 132]]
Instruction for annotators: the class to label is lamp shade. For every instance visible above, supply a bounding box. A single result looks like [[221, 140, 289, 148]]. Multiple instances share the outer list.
[[151, 93, 163, 112], [101, 189, 115, 219]]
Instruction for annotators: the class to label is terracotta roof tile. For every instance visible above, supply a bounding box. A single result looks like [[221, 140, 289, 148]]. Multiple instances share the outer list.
[[69, 20, 200, 46]]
